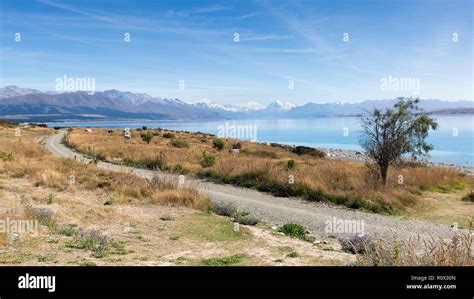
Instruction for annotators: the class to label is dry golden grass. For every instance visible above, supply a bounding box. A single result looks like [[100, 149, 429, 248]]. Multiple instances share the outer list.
[[0, 126, 209, 210], [67, 128, 470, 213], [356, 233, 473, 266]]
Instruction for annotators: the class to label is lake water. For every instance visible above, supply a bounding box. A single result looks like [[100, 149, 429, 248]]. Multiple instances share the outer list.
[[48, 115, 474, 167]]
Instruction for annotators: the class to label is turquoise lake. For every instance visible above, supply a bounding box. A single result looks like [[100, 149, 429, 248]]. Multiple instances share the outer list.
[[49, 115, 474, 167]]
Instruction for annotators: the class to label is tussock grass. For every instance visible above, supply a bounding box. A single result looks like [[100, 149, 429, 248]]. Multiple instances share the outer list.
[[356, 233, 473, 266], [0, 127, 210, 210], [66, 128, 470, 214]]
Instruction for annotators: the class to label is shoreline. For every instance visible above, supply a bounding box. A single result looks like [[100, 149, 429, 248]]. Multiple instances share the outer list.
[[52, 124, 474, 174], [314, 146, 473, 174]]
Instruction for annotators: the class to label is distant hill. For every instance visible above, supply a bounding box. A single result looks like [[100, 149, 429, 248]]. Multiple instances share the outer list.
[[0, 85, 472, 122]]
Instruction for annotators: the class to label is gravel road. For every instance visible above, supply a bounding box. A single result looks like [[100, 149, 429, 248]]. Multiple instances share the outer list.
[[43, 130, 464, 241]]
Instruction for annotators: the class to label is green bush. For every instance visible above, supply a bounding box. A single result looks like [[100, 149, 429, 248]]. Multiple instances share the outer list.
[[140, 132, 154, 144], [170, 163, 188, 174], [56, 224, 78, 236], [202, 254, 247, 266], [279, 223, 308, 241], [212, 139, 225, 150], [0, 151, 13, 162], [291, 146, 326, 158], [162, 132, 175, 139], [200, 152, 216, 168], [287, 159, 296, 169], [171, 139, 188, 148], [232, 143, 242, 149]]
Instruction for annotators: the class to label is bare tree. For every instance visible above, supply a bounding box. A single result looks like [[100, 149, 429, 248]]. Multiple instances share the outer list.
[[360, 98, 438, 185]]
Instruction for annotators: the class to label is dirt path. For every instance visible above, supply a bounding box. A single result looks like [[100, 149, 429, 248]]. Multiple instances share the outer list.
[[43, 130, 462, 241]]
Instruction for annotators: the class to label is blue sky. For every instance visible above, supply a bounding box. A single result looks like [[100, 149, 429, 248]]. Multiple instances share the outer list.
[[0, 0, 472, 105]]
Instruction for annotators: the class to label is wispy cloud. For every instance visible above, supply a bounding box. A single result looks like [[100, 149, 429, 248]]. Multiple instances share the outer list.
[[239, 34, 292, 42], [166, 4, 232, 17], [232, 12, 260, 20], [38, 0, 116, 23]]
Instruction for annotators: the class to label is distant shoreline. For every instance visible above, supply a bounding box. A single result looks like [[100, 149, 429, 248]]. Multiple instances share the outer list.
[[47, 122, 474, 174], [309, 146, 474, 174], [1, 110, 473, 124]]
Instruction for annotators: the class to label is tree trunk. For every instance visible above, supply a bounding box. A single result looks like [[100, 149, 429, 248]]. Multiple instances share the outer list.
[[380, 163, 389, 185]]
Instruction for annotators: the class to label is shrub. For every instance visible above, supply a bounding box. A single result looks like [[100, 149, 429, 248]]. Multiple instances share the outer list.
[[0, 151, 13, 162], [202, 254, 247, 266], [129, 152, 167, 170], [171, 139, 188, 148], [240, 149, 278, 159], [142, 126, 148, 130], [140, 132, 154, 144], [287, 159, 296, 169], [56, 224, 78, 236], [170, 163, 188, 174], [213, 202, 237, 217], [462, 192, 474, 202], [200, 152, 216, 168], [46, 193, 55, 204], [162, 132, 175, 139], [23, 202, 56, 229], [279, 223, 308, 241], [212, 139, 225, 150], [233, 213, 259, 226], [339, 235, 374, 254], [67, 229, 112, 258], [287, 251, 298, 258], [291, 146, 326, 158], [232, 143, 242, 149]]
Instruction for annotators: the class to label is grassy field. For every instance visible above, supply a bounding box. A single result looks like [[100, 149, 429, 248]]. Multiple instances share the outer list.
[[0, 124, 354, 266], [66, 127, 472, 216]]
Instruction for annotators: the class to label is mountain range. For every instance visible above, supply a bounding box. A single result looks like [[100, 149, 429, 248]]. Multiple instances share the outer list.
[[0, 85, 472, 122]]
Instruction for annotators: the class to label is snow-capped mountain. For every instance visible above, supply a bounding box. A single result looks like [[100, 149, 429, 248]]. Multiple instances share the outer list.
[[0, 85, 472, 122], [0, 85, 43, 99], [190, 99, 264, 112], [103, 89, 154, 105], [0, 86, 225, 121], [264, 100, 296, 111]]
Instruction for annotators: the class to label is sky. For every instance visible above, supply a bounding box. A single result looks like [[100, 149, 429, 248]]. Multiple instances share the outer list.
[[0, 0, 472, 105]]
